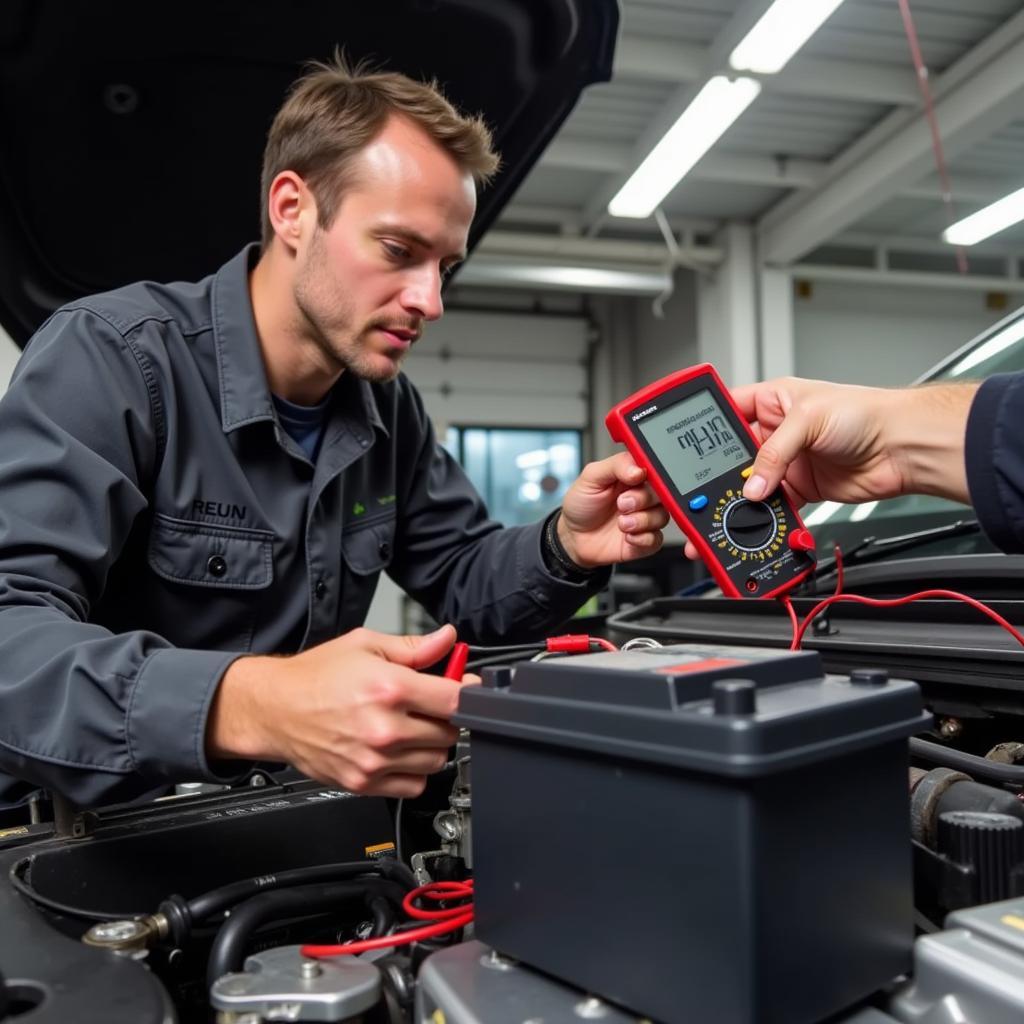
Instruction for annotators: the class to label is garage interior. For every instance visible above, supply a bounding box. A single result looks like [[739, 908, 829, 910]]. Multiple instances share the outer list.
[[3, 3, 1024, 1024]]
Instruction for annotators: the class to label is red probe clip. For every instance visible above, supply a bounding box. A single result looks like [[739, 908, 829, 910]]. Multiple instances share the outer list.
[[443, 641, 470, 681]]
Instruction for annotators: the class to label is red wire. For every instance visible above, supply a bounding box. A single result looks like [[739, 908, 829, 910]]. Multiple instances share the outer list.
[[897, 0, 967, 274], [546, 634, 618, 653], [300, 880, 474, 958], [780, 593, 798, 640], [790, 589, 1024, 652], [402, 880, 474, 920], [780, 543, 842, 648]]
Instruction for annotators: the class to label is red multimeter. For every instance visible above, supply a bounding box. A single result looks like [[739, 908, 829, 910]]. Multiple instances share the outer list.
[[606, 363, 816, 599]]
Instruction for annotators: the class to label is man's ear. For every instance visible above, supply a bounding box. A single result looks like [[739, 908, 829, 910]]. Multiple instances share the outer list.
[[266, 171, 313, 253]]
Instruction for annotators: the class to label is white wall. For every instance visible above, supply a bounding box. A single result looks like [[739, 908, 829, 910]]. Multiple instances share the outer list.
[[793, 280, 1008, 386], [631, 270, 699, 389]]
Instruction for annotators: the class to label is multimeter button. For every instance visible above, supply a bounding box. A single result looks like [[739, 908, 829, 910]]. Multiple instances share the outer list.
[[740, 467, 753, 479], [789, 529, 816, 552], [688, 495, 709, 511]]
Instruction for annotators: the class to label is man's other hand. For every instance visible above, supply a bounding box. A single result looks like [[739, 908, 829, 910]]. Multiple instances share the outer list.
[[558, 452, 669, 568]]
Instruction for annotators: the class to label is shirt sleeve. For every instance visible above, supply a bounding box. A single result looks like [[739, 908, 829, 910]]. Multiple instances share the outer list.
[[965, 371, 1024, 553], [386, 381, 609, 644], [0, 308, 246, 808]]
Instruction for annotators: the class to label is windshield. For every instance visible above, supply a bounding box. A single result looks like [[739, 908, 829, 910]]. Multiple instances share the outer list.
[[802, 303, 1024, 551]]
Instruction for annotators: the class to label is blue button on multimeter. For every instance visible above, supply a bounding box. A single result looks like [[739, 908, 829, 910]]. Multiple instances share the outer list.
[[689, 495, 708, 511]]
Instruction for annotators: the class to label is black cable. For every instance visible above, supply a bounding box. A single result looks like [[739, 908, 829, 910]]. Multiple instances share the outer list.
[[369, 895, 396, 938], [465, 643, 546, 656], [911, 738, 1024, 786], [7, 854, 417, 932], [206, 878, 404, 988], [187, 860, 413, 923], [8, 856, 145, 922], [466, 652, 535, 672]]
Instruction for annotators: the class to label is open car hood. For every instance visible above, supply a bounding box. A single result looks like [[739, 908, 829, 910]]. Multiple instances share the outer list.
[[0, 0, 618, 346]]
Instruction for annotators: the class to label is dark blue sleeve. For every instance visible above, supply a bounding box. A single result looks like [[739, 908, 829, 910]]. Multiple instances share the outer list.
[[965, 372, 1024, 553]]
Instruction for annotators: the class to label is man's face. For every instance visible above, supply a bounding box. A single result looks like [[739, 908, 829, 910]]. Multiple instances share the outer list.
[[292, 116, 476, 382]]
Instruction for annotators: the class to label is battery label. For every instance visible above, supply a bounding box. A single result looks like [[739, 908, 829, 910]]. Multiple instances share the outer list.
[[656, 657, 746, 675]]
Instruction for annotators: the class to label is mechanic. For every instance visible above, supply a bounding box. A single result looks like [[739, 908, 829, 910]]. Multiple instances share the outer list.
[[688, 374, 1020, 555], [0, 58, 667, 818]]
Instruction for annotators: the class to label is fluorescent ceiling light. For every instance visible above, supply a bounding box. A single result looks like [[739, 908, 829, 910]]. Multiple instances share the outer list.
[[608, 76, 761, 219], [943, 185, 1024, 246], [948, 316, 1024, 376], [730, 0, 847, 75]]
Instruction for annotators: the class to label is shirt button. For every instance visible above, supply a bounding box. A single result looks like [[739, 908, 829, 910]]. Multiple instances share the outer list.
[[207, 555, 227, 578], [379, 541, 391, 559], [314, 579, 327, 600]]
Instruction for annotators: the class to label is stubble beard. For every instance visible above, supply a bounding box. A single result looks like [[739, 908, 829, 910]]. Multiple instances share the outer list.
[[293, 243, 407, 385]]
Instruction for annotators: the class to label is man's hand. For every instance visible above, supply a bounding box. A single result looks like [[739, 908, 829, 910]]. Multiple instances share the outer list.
[[683, 376, 977, 559], [557, 452, 669, 568], [207, 625, 463, 798]]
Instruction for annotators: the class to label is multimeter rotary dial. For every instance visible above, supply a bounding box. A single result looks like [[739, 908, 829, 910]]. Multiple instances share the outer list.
[[722, 499, 778, 551]]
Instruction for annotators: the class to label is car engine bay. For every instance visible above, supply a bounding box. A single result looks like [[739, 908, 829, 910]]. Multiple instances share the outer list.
[[4, 587, 1024, 1024]]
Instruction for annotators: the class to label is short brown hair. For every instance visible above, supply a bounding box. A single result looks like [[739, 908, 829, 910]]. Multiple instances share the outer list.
[[260, 54, 500, 246]]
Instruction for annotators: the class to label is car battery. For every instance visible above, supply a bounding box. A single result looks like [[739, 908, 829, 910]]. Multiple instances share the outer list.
[[454, 643, 931, 1024]]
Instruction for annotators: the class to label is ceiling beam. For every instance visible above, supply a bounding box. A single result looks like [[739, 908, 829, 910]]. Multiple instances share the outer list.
[[613, 36, 917, 106], [539, 138, 1023, 209], [496, 204, 719, 237], [476, 230, 722, 266], [792, 263, 1024, 293], [541, 139, 826, 189], [759, 12, 1024, 264], [833, 231, 1023, 259], [901, 173, 1024, 206], [612, 36, 705, 84]]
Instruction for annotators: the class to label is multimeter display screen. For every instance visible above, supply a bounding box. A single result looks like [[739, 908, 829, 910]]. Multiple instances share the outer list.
[[636, 388, 751, 491]]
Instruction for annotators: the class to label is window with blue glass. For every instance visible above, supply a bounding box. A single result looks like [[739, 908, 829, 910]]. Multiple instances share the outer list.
[[443, 427, 583, 527]]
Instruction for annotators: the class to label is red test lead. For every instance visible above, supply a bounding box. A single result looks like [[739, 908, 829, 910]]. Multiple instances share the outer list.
[[443, 641, 470, 680]]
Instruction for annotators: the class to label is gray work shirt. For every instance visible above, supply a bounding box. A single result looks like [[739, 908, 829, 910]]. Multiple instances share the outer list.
[[0, 245, 607, 808]]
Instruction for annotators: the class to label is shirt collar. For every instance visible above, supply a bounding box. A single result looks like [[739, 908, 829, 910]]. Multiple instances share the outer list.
[[211, 243, 275, 432], [210, 243, 387, 439]]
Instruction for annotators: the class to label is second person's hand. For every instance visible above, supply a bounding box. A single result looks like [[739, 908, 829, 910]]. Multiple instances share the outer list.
[[682, 376, 977, 561]]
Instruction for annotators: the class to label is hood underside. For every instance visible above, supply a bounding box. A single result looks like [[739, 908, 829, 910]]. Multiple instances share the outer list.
[[0, 0, 618, 345]]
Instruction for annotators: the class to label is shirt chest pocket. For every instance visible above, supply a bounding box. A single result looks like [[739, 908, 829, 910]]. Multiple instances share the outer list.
[[147, 514, 275, 589], [341, 514, 396, 576]]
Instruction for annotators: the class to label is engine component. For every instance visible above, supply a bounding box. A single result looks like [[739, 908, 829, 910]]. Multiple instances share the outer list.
[[207, 879, 405, 989], [889, 897, 1024, 1023], [433, 733, 472, 868], [455, 644, 930, 1024], [909, 766, 1024, 848], [937, 811, 1024, 905], [416, 940, 903, 1024], [416, 940, 644, 1023], [210, 945, 380, 1022]]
